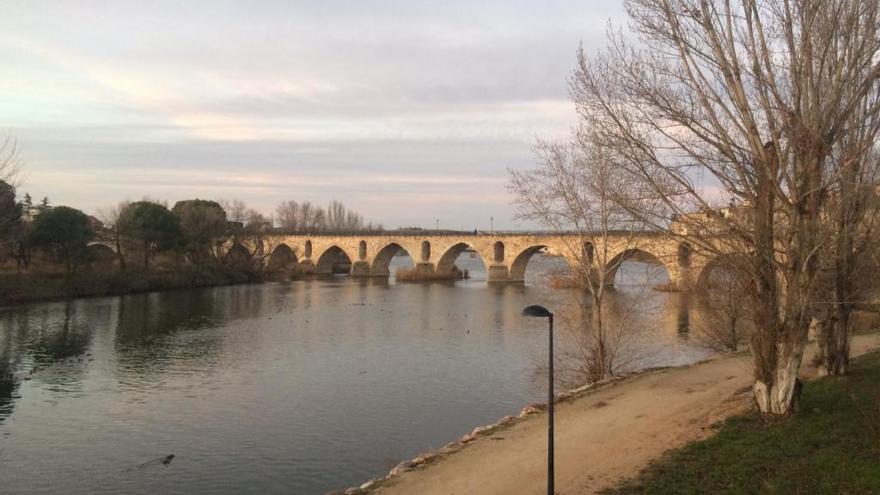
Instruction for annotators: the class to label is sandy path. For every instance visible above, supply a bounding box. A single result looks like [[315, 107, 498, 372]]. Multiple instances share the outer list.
[[373, 334, 880, 495]]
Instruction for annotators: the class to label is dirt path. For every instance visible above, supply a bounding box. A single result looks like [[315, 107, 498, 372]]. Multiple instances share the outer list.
[[373, 334, 880, 495]]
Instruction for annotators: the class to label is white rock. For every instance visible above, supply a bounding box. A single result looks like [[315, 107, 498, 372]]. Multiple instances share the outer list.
[[389, 461, 413, 477]]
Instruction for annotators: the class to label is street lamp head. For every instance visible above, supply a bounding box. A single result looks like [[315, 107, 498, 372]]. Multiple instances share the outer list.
[[522, 305, 553, 318]]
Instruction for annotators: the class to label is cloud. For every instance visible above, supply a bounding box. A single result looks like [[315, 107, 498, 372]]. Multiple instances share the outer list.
[[0, 1, 625, 228]]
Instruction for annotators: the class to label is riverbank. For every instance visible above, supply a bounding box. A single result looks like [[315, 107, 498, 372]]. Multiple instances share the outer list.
[[607, 348, 880, 494], [0, 265, 262, 306], [356, 333, 880, 495]]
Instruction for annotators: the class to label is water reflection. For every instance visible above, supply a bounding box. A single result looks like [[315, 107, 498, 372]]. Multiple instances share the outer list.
[[0, 255, 714, 494], [0, 335, 19, 423]]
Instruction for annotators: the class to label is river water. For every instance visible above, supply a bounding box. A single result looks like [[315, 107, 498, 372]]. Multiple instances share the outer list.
[[0, 254, 713, 494]]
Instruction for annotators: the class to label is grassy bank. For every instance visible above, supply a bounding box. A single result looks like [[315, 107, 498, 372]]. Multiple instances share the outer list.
[[604, 350, 880, 495], [0, 264, 260, 305]]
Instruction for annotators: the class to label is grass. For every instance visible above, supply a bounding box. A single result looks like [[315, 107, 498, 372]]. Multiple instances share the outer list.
[[603, 350, 880, 495]]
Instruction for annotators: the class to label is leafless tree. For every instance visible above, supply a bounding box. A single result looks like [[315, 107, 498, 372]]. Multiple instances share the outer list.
[[277, 199, 378, 233], [275, 200, 300, 230], [511, 140, 651, 384], [310, 205, 326, 231], [572, 0, 880, 414], [812, 130, 880, 376], [326, 199, 366, 231], [0, 135, 21, 187], [694, 256, 755, 353], [298, 201, 325, 231], [219, 199, 248, 224], [97, 200, 131, 269], [218, 198, 270, 230], [275, 200, 324, 231]]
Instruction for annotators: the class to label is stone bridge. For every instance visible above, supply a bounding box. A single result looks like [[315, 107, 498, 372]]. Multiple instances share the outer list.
[[221, 232, 721, 289]]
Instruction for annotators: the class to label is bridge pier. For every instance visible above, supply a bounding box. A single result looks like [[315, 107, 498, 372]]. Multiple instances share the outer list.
[[299, 260, 316, 274], [351, 261, 371, 277], [487, 264, 510, 283], [414, 262, 434, 274], [666, 264, 696, 291]]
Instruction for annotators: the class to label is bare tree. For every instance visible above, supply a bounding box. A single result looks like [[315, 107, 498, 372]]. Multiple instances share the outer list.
[[97, 200, 131, 270], [276, 199, 377, 233], [511, 140, 650, 384], [326, 200, 346, 230], [326, 199, 367, 231], [812, 125, 880, 376], [218, 199, 247, 224], [695, 257, 755, 353], [218, 198, 271, 231], [275, 200, 300, 231], [296, 201, 326, 231], [310, 206, 326, 231], [572, 0, 880, 414], [0, 135, 20, 186]]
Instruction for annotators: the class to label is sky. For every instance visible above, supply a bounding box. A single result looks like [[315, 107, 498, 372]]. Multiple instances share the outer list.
[[2, 0, 625, 230]]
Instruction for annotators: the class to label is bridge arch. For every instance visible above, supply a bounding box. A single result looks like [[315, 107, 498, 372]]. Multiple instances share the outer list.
[[267, 243, 298, 273], [436, 242, 487, 274], [509, 245, 547, 282], [371, 242, 415, 277], [696, 253, 752, 289], [605, 248, 670, 286], [227, 243, 252, 269], [315, 245, 354, 275]]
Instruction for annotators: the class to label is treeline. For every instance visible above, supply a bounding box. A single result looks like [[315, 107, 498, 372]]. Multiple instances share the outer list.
[[0, 193, 379, 274], [0, 192, 265, 303], [274, 199, 383, 232]]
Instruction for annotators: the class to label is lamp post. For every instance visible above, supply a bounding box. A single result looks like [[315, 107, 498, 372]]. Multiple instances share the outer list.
[[522, 304, 554, 495]]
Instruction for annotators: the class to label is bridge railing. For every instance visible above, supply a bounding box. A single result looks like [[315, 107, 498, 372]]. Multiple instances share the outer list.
[[261, 229, 667, 238]]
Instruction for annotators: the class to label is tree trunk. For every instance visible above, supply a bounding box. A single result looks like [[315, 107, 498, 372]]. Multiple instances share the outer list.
[[750, 141, 789, 414], [753, 341, 805, 415], [115, 233, 125, 271], [815, 312, 850, 376], [826, 161, 857, 375]]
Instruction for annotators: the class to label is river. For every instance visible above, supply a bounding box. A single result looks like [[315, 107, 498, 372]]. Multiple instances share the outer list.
[[0, 254, 714, 494]]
